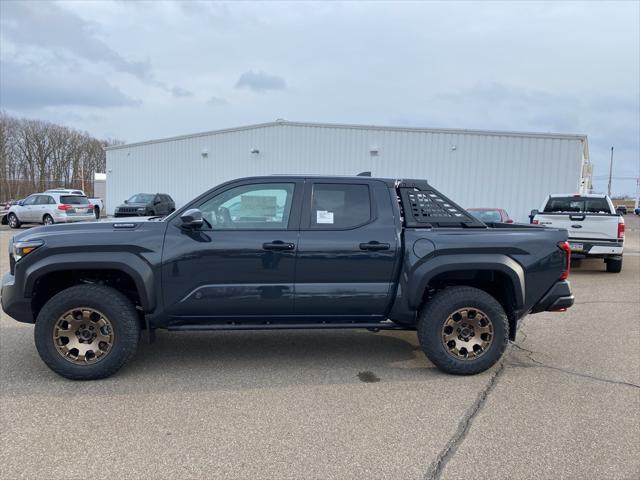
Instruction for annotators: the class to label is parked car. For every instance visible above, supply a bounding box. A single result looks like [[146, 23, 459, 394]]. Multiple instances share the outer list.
[[635, 207, 640, 215], [532, 193, 624, 272], [1, 175, 574, 380], [114, 193, 175, 217], [1, 199, 23, 225], [0, 205, 9, 226], [467, 208, 513, 224], [615, 205, 627, 215], [46, 188, 103, 219], [5, 192, 96, 228]]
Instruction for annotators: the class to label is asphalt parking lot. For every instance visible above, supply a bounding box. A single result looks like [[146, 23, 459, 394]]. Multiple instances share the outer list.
[[1, 218, 639, 479]]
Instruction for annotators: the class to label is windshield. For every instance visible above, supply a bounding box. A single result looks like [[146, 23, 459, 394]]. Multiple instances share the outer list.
[[127, 194, 154, 203], [468, 210, 502, 223], [543, 197, 610, 214], [60, 195, 89, 205]]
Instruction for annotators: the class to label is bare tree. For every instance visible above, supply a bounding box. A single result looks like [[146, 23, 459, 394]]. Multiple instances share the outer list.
[[0, 112, 123, 202]]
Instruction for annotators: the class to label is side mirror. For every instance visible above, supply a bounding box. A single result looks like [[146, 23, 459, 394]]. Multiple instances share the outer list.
[[124, 200, 128, 204], [180, 208, 204, 229], [17, 200, 24, 206]]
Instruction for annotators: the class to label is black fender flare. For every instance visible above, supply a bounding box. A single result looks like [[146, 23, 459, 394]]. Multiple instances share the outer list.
[[22, 252, 156, 312], [407, 254, 525, 310]]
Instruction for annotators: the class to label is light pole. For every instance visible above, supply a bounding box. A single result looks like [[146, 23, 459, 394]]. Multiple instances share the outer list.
[[607, 146, 614, 197]]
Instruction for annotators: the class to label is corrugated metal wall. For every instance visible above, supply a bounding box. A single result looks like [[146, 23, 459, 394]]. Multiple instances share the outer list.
[[106, 122, 587, 222]]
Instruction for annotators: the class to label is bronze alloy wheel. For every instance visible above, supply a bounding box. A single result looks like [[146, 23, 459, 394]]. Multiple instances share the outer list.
[[441, 307, 493, 360], [53, 308, 114, 364]]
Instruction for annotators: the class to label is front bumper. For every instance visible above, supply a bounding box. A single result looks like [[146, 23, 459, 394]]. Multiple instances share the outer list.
[[530, 280, 574, 313], [114, 212, 147, 217], [1, 272, 33, 323]]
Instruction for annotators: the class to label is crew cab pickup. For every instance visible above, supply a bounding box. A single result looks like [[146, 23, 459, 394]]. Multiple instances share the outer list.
[[1, 176, 574, 380], [532, 194, 624, 272]]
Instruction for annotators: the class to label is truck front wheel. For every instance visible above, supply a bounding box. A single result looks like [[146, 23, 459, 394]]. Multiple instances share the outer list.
[[34, 285, 140, 380], [417, 286, 509, 375]]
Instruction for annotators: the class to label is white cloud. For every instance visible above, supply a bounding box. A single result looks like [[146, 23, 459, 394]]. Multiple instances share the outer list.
[[235, 71, 286, 92]]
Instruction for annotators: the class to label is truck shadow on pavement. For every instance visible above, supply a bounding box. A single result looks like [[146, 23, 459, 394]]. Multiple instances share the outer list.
[[1, 327, 439, 397]]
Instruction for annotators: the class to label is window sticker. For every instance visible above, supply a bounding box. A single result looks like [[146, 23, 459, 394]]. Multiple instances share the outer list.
[[316, 210, 334, 224]]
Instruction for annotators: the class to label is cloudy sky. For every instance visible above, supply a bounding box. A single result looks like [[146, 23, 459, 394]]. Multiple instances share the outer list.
[[1, 0, 638, 195]]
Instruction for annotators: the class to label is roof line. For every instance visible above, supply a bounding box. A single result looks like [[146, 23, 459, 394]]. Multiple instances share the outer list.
[[105, 119, 588, 151]]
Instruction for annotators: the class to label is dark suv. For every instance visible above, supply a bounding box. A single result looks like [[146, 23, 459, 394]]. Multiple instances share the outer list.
[[114, 193, 175, 217]]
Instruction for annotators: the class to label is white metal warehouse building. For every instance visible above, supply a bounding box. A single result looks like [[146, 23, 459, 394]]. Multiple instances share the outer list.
[[105, 120, 591, 222]]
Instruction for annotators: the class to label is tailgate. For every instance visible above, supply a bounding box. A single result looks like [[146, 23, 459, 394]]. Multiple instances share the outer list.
[[535, 213, 619, 240]]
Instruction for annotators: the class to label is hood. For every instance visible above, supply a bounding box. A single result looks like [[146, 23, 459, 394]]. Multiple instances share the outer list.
[[12, 217, 165, 243]]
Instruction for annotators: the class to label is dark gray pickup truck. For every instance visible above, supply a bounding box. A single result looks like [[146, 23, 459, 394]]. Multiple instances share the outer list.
[[1, 176, 574, 380]]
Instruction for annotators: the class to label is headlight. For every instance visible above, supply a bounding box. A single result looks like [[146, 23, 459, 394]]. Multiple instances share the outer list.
[[12, 240, 44, 262]]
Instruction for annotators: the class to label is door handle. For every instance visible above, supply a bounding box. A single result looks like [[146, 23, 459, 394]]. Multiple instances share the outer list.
[[262, 241, 295, 251], [359, 241, 391, 251]]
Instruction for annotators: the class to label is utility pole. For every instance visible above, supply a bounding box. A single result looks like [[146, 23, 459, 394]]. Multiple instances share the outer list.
[[607, 146, 614, 197]]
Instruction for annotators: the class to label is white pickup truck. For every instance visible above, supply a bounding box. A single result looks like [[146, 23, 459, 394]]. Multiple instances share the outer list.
[[532, 194, 624, 273], [45, 188, 103, 219]]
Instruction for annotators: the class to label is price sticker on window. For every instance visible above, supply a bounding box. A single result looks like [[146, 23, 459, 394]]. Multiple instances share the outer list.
[[316, 210, 334, 224]]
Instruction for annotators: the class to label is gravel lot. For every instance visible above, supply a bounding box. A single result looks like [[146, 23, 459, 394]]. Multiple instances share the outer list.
[[1, 217, 639, 479]]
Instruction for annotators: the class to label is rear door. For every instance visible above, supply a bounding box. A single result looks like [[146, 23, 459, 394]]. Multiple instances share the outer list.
[[60, 195, 92, 216], [294, 179, 399, 318], [35, 194, 55, 222]]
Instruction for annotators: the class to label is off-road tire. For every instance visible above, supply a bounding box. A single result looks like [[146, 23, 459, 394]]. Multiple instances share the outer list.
[[8, 213, 21, 229], [417, 286, 509, 375], [605, 257, 623, 273], [34, 285, 140, 380], [43, 214, 54, 226]]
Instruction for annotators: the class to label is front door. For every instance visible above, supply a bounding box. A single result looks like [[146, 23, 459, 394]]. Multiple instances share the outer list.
[[161, 180, 302, 325], [18, 195, 39, 222], [294, 180, 399, 318]]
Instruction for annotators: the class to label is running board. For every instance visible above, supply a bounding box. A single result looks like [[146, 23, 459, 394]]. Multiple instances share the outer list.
[[167, 321, 414, 332]]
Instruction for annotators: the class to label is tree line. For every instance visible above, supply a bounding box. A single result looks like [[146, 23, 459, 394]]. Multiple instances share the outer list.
[[0, 112, 122, 201]]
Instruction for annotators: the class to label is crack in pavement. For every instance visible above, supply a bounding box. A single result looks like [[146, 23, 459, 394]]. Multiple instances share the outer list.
[[508, 343, 640, 389], [423, 360, 506, 480], [423, 324, 638, 480]]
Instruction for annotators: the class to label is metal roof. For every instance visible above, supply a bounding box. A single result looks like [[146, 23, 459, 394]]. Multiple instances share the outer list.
[[105, 119, 589, 156]]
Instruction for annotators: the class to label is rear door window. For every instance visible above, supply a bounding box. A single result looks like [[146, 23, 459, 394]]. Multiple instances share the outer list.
[[543, 197, 610, 214], [310, 184, 371, 229], [36, 195, 54, 205], [61, 196, 89, 205]]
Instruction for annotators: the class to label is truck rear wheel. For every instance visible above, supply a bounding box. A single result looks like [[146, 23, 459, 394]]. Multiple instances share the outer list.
[[605, 257, 623, 273], [34, 285, 140, 380], [417, 286, 508, 375]]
